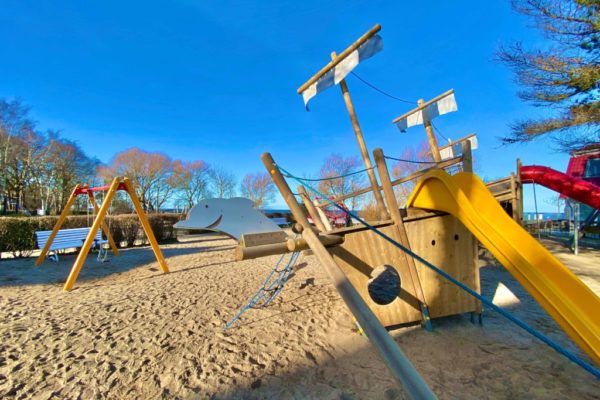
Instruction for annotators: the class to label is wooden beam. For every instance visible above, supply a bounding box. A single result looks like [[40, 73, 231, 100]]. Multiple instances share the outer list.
[[420, 98, 442, 162], [64, 178, 121, 290], [373, 148, 430, 322], [262, 152, 435, 399], [332, 51, 389, 220], [389, 158, 461, 187], [461, 140, 473, 172], [315, 157, 463, 208], [235, 242, 290, 261], [235, 234, 344, 261], [287, 234, 344, 252], [438, 133, 476, 152], [392, 89, 454, 123], [297, 24, 381, 94], [516, 158, 524, 225], [316, 184, 379, 208], [298, 186, 328, 232], [124, 178, 169, 274]]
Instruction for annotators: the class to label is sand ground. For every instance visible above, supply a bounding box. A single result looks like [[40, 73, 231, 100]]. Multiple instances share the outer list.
[[0, 234, 599, 399]]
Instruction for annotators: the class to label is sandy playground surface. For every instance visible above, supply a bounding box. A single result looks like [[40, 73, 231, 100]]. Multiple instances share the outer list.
[[0, 234, 599, 399]]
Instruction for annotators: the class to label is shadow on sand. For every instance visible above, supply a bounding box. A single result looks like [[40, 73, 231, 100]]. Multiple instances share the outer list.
[[212, 253, 598, 399], [0, 240, 235, 287]]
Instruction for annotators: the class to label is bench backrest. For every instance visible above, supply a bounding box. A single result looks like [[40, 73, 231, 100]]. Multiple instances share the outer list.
[[35, 227, 103, 251]]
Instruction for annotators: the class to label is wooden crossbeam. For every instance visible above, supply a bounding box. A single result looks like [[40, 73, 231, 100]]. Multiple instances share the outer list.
[[297, 24, 381, 94]]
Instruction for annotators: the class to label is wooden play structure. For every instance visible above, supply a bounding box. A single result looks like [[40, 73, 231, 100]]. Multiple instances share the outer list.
[[232, 24, 600, 396], [35, 177, 169, 291], [250, 143, 482, 327], [239, 24, 484, 330]]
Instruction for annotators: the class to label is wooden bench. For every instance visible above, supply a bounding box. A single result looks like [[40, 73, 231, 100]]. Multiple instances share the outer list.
[[35, 227, 107, 262]]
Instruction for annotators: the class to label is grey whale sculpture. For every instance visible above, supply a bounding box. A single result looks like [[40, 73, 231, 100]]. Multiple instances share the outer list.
[[174, 198, 283, 240]]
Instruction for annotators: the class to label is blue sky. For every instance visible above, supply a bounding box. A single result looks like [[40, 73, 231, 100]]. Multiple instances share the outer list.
[[0, 1, 569, 211]]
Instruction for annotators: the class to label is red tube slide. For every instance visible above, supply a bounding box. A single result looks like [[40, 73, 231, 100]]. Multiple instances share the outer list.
[[520, 165, 600, 210]]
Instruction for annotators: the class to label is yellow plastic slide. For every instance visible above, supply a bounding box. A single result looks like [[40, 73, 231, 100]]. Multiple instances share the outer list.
[[406, 170, 600, 364]]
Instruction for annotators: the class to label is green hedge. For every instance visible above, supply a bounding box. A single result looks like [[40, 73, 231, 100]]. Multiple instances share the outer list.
[[0, 213, 182, 258]]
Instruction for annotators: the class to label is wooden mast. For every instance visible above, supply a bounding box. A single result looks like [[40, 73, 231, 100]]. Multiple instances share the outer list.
[[332, 50, 389, 220], [419, 99, 442, 162]]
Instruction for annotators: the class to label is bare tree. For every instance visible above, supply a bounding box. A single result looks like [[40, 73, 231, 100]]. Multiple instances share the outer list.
[[391, 142, 433, 205], [0, 98, 102, 215], [318, 153, 366, 210], [209, 166, 237, 198], [0, 98, 37, 213], [99, 148, 174, 211], [239, 172, 275, 208], [172, 160, 211, 210], [3, 131, 40, 213]]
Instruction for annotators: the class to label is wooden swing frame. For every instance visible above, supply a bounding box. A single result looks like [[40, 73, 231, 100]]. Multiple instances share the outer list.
[[35, 176, 169, 291]]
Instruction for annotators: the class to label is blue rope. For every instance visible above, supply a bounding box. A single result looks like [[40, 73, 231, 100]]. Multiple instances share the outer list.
[[281, 167, 374, 182], [277, 165, 600, 379], [224, 251, 300, 331], [385, 155, 462, 165]]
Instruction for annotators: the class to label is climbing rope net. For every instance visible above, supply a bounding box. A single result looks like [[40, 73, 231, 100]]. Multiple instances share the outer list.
[[224, 251, 301, 331]]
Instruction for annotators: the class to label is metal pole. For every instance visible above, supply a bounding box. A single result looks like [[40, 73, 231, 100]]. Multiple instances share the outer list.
[[532, 182, 540, 240], [574, 202, 579, 256]]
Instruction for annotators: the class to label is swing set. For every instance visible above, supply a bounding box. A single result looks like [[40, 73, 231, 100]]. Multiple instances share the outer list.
[[35, 176, 170, 291]]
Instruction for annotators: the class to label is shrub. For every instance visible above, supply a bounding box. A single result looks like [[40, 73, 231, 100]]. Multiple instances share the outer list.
[[0, 212, 184, 258], [147, 214, 180, 243]]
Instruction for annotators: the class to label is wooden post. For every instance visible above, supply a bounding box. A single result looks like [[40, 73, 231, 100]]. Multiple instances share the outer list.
[[461, 139, 472, 172], [87, 192, 120, 256], [287, 234, 344, 252], [458, 140, 483, 316], [509, 173, 519, 222], [35, 185, 80, 266], [516, 158, 523, 225], [373, 148, 431, 326], [123, 178, 169, 274], [298, 186, 328, 232], [332, 52, 389, 221], [262, 152, 435, 399], [64, 178, 121, 290], [420, 99, 442, 162], [235, 242, 290, 261]]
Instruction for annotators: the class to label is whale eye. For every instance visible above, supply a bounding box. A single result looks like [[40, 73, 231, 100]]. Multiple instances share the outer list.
[[205, 205, 209, 208]]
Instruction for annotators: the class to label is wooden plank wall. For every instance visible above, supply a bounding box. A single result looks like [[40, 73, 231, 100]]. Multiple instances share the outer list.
[[330, 214, 480, 327]]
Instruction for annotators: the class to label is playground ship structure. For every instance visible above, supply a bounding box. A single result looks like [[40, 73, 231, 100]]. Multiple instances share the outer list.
[[230, 24, 600, 398]]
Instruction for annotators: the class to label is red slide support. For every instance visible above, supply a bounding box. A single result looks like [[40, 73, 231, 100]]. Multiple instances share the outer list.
[[520, 165, 600, 210]]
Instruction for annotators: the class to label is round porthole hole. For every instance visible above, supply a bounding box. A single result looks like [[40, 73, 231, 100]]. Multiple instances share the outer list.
[[367, 265, 401, 305]]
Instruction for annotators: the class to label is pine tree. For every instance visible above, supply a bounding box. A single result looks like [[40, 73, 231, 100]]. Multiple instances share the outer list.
[[498, 0, 599, 150]]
